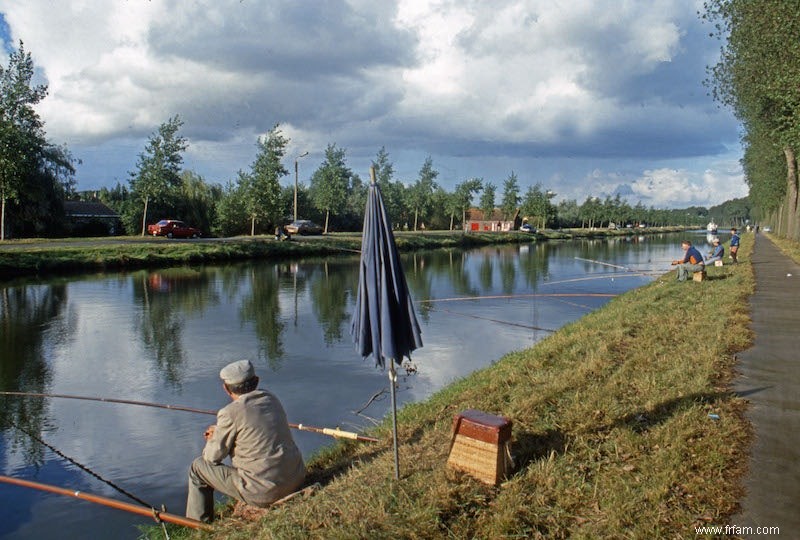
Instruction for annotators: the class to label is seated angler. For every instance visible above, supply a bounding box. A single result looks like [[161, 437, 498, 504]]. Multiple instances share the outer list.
[[706, 237, 725, 265], [186, 360, 306, 523], [671, 240, 705, 282]]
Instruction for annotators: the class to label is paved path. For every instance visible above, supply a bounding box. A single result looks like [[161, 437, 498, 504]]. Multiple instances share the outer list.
[[733, 235, 800, 537]]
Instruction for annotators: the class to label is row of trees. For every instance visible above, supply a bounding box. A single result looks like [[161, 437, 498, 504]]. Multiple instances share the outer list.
[[704, 0, 800, 239], [104, 115, 740, 237]]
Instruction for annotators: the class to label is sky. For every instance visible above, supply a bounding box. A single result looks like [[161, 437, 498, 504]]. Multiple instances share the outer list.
[[0, 0, 746, 209]]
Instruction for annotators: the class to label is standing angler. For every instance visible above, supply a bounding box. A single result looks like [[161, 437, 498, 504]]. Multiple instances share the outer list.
[[729, 228, 740, 263], [186, 360, 306, 523]]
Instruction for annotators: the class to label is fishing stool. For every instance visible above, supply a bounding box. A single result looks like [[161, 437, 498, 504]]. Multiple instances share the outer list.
[[446, 409, 513, 486], [692, 270, 707, 282]]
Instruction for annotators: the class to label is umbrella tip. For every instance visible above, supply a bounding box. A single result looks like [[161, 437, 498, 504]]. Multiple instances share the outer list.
[[369, 166, 376, 185]]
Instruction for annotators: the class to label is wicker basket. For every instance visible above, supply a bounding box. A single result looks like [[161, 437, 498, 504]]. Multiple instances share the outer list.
[[446, 409, 513, 485]]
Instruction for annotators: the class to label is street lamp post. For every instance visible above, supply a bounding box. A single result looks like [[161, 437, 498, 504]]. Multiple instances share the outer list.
[[294, 151, 309, 222]]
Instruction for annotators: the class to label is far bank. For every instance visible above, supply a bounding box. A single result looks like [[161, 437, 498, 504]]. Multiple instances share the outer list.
[[0, 226, 688, 281]]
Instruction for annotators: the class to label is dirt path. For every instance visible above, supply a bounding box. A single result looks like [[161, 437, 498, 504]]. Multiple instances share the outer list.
[[733, 234, 800, 536]]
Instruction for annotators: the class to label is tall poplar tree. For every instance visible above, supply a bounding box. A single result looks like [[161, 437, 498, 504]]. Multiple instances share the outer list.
[[500, 172, 521, 221], [408, 156, 438, 231], [453, 178, 483, 231], [479, 181, 496, 223], [370, 146, 406, 227], [129, 115, 188, 236], [310, 144, 352, 234], [243, 124, 289, 235], [705, 0, 800, 238]]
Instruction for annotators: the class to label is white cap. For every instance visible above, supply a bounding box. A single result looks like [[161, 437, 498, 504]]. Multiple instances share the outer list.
[[219, 360, 255, 385]]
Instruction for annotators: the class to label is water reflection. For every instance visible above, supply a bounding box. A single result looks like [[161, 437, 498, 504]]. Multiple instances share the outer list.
[[310, 260, 356, 345], [406, 253, 433, 321], [238, 265, 285, 367], [0, 284, 70, 463], [0, 236, 687, 540], [133, 268, 219, 386]]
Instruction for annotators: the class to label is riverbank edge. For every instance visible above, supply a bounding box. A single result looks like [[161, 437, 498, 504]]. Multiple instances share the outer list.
[[764, 231, 800, 264], [147, 232, 755, 539], [0, 226, 688, 282]]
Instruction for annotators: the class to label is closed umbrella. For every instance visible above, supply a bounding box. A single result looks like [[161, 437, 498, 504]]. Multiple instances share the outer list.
[[351, 167, 423, 479]]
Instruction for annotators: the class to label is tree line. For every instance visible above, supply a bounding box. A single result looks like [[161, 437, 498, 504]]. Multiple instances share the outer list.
[[0, 41, 751, 240], [704, 0, 800, 239], [97, 117, 747, 237], [93, 120, 750, 237]]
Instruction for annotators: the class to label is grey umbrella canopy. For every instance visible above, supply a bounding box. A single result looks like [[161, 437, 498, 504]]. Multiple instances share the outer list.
[[351, 167, 422, 478]]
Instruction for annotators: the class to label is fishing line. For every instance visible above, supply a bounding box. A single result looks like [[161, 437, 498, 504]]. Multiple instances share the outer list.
[[540, 273, 649, 286], [7, 420, 158, 510], [548, 296, 596, 311], [574, 256, 632, 271], [430, 306, 556, 333], [0, 392, 379, 443], [417, 292, 617, 304]]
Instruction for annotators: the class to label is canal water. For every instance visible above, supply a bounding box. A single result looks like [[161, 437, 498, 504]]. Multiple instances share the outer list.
[[0, 233, 714, 538]]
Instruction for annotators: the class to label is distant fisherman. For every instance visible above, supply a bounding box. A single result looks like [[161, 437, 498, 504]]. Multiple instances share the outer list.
[[671, 240, 705, 282], [706, 237, 724, 265], [729, 228, 740, 263], [186, 360, 305, 523]]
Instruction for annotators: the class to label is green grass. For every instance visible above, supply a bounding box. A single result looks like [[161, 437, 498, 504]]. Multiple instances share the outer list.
[[0, 233, 516, 279], [143, 233, 755, 539], [765, 232, 800, 264], [0, 227, 689, 281]]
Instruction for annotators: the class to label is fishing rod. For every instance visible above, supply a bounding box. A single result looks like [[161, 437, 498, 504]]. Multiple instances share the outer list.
[[431, 306, 557, 333], [417, 292, 617, 304], [540, 273, 649, 286], [0, 475, 212, 531], [574, 256, 632, 271], [0, 391, 379, 443], [575, 256, 672, 275]]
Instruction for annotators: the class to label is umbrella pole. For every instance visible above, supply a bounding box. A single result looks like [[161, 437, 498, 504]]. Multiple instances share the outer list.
[[389, 361, 400, 479]]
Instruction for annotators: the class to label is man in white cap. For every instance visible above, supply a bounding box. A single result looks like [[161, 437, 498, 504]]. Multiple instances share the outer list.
[[186, 359, 306, 522], [706, 237, 725, 265]]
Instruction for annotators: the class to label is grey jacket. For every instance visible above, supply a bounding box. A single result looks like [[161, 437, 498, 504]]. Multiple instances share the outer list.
[[203, 389, 305, 505]]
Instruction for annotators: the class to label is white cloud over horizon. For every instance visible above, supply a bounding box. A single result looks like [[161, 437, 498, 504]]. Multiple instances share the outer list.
[[0, 0, 745, 209]]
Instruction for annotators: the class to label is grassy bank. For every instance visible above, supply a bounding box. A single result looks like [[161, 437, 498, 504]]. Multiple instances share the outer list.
[[0, 232, 521, 280], [0, 227, 687, 281], [145, 233, 754, 539], [765, 232, 800, 264]]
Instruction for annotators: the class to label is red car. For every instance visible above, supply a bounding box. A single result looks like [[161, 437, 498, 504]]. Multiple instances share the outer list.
[[147, 219, 202, 238]]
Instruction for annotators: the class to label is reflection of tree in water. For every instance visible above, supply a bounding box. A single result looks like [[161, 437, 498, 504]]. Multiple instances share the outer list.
[[275, 261, 311, 329], [445, 251, 478, 297], [518, 243, 551, 289], [132, 268, 218, 386], [499, 250, 517, 294], [0, 284, 69, 463], [310, 260, 355, 345], [479, 251, 495, 291], [239, 266, 285, 368], [404, 252, 434, 322]]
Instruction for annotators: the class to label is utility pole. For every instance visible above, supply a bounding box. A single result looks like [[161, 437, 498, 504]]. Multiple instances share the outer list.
[[294, 151, 309, 222]]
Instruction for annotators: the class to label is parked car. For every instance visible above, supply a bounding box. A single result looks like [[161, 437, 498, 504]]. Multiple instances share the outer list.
[[285, 220, 323, 235], [520, 223, 536, 233], [147, 219, 202, 238]]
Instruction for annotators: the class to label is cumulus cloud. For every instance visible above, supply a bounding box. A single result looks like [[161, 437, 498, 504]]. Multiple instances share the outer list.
[[629, 161, 747, 208], [0, 0, 744, 207]]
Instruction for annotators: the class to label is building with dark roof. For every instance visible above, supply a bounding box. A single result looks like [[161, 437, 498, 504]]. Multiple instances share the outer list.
[[63, 200, 122, 236]]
